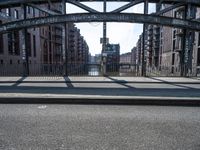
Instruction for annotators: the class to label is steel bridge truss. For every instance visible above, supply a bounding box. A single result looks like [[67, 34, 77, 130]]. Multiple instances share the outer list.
[[0, 0, 200, 76], [0, 0, 200, 33]]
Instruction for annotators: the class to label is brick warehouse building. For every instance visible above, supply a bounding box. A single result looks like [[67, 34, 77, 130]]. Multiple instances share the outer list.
[[0, 4, 89, 76], [67, 23, 89, 75], [134, 4, 200, 76], [159, 5, 200, 76]]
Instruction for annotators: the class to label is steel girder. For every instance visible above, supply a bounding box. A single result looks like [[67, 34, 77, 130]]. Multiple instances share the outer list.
[[0, 13, 200, 33], [0, 0, 200, 8], [67, 0, 99, 13], [111, 0, 144, 13], [26, 3, 60, 15]]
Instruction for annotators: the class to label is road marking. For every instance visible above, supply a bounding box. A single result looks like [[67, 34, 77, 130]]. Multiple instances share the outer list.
[[38, 105, 47, 109]]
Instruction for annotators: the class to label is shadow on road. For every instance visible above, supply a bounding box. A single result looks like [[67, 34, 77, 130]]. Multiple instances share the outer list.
[[0, 76, 200, 98], [147, 77, 195, 89], [12, 76, 27, 87], [104, 76, 135, 89], [63, 76, 74, 88]]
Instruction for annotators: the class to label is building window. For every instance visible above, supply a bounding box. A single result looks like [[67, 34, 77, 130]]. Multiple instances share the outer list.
[[175, 9, 184, 19], [7, 31, 20, 55], [18, 60, 20, 64], [27, 33, 32, 57], [43, 40, 48, 63], [14, 10, 19, 19], [0, 34, 3, 53], [0, 21, 3, 54], [10, 60, 12, 65], [171, 66, 174, 73], [197, 48, 200, 66], [13, 31, 20, 55], [33, 35, 36, 57], [174, 11, 177, 18], [33, 8, 35, 17], [173, 40, 176, 51], [172, 53, 175, 65], [198, 32, 200, 47], [27, 6, 31, 14], [7, 33, 13, 55], [6, 8, 11, 16], [173, 29, 176, 39], [0, 60, 3, 64]]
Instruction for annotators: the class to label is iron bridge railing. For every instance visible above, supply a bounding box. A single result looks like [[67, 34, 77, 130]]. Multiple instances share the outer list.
[[0, 63, 199, 77]]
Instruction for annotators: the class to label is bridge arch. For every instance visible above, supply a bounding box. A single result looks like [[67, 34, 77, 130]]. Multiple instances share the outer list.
[[0, 0, 200, 8], [0, 13, 200, 33]]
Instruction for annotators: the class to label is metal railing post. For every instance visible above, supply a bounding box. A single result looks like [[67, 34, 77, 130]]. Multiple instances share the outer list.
[[141, 0, 148, 77], [21, 4, 29, 76]]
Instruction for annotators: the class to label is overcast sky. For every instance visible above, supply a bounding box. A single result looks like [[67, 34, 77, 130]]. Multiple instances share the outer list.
[[66, 2, 155, 55]]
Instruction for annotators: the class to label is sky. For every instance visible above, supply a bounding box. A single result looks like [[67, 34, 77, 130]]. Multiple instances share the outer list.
[[66, 2, 155, 55]]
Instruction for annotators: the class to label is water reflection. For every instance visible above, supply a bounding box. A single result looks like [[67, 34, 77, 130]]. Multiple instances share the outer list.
[[88, 65, 100, 76], [88, 64, 137, 76]]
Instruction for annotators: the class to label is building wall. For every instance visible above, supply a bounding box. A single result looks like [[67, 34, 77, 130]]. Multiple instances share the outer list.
[[0, 6, 42, 75], [94, 54, 101, 64], [133, 4, 199, 76], [148, 4, 197, 75], [160, 5, 174, 74], [39, 3, 63, 65], [0, 4, 89, 75], [66, 23, 89, 74], [136, 34, 142, 66], [193, 8, 200, 75], [120, 52, 132, 64], [160, 5, 198, 75], [131, 47, 137, 65]]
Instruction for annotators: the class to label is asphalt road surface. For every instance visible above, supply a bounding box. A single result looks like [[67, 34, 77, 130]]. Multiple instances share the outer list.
[[0, 104, 199, 150]]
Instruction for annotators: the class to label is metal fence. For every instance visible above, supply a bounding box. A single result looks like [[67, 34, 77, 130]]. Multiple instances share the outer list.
[[0, 63, 92, 76], [0, 63, 199, 77], [145, 64, 200, 77]]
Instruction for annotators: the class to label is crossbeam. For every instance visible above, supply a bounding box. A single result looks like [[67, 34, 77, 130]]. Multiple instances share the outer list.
[[0, 0, 200, 8], [67, 0, 99, 13], [111, 0, 144, 13], [0, 13, 200, 33]]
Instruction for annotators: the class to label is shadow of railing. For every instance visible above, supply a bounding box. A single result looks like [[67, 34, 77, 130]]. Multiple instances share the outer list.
[[0, 76, 199, 99]]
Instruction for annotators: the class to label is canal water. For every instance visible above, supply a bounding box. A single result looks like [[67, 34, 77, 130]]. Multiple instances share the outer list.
[[88, 65, 101, 76], [87, 65, 137, 76]]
